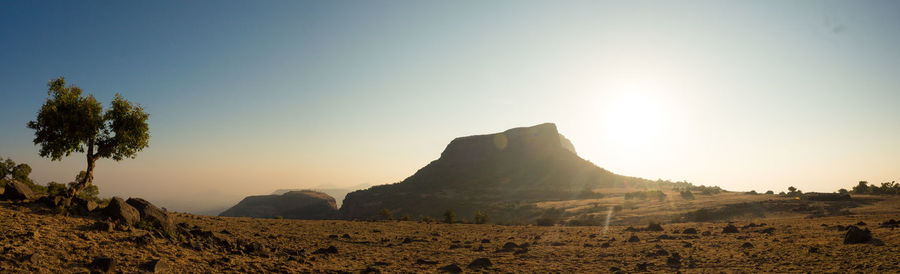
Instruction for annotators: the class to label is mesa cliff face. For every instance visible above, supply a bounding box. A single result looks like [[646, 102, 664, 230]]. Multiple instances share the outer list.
[[340, 123, 646, 221], [219, 190, 340, 219]]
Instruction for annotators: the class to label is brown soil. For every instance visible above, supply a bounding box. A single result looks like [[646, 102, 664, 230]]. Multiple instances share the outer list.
[[1, 197, 899, 273]]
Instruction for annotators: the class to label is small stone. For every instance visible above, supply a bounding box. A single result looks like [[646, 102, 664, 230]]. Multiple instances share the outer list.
[[722, 224, 739, 233], [90, 257, 116, 272], [467, 258, 492, 269], [141, 259, 170, 273], [438, 264, 463, 273]]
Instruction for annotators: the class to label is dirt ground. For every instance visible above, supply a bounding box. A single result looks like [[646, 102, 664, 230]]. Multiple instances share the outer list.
[[1, 196, 899, 273]]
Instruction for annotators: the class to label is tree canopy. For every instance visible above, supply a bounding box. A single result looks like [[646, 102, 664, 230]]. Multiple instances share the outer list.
[[26, 77, 149, 199]]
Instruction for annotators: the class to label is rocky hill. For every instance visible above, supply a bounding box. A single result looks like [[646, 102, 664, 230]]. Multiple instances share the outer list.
[[219, 190, 340, 219], [341, 123, 652, 221]]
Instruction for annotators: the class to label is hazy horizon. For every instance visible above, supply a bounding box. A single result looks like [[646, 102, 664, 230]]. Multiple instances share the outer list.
[[2, 1, 899, 213]]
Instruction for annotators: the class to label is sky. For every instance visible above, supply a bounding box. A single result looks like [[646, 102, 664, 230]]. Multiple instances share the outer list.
[[1, 1, 898, 214]]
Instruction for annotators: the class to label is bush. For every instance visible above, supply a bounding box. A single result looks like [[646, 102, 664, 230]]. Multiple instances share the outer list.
[[747, 190, 758, 195], [474, 211, 488, 224], [625, 190, 667, 201], [442, 209, 456, 224], [419, 215, 434, 223], [377, 209, 393, 220], [680, 191, 695, 200], [765, 190, 774, 195], [838, 188, 849, 195]]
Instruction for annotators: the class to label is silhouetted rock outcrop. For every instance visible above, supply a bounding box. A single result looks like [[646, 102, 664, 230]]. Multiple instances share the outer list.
[[219, 190, 340, 220], [340, 123, 651, 221], [127, 198, 175, 232], [105, 197, 140, 226], [3, 181, 37, 200]]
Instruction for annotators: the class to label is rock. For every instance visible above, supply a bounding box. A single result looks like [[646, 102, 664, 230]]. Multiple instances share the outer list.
[[37, 195, 65, 207], [627, 235, 640, 243], [361, 266, 381, 274], [502, 242, 519, 250], [856, 221, 867, 226], [741, 242, 754, 248], [600, 242, 611, 248], [126, 198, 175, 232], [722, 224, 739, 233], [666, 252, 682, 268], [646, 222, 664, 231], [760, 227, 776, 234], [94, 221, 114, 232], [438, 264, 463, 273], [3, 181, 37, 200], [72, 196, 98, 215], [312, 246, 338, 255], [682, 228, 698, 234], [808, 247, 819, 253], [140, 259, 170, 273], [481, 238, 490, 243], [104, 197, 140, 226], [416, 259, 438, 265], [467, 258, 492, 269], [657, 234, 673, 240], [90, 257, 116, 272], [701, 231, 711, 236], [636, 262, 652, 271], [843, 225, 872, 244]]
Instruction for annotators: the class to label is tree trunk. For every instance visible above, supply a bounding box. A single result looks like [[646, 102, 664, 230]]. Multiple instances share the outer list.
[[65, 139, 97, 205]]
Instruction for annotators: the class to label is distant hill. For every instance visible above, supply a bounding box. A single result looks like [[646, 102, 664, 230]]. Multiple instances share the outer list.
[[219, 190, 340, 219], [270, 184, 371, 208], [340, 123, 654, 222]]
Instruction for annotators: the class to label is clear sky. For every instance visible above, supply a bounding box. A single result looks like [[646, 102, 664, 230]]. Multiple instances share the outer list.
[[1, 1, 898, 213]]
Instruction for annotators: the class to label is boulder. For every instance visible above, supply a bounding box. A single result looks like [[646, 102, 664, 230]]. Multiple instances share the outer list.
[[105, 197, 140, 226], [37, 195, 65, 208], [843, 225, 872, 244], [140, 259, 170, 273], [438, 264, 463, 273], [90, 257, 116, 272], [3, 181, 37, 200], [127, 198, 175, 232], [722, 224, 739, 233], [681, 228, 698, 234], [467, 258, 492, 269], [73, 196, 98, 215]]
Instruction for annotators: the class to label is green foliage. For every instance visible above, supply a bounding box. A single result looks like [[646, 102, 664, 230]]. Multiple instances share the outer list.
[[0, 156, 39, 190], [473, 211, 488, 224], [747, 190, 758, 195], [274, 216, 283, 219], [419, 215, 434, 223], [135, 220, 155, 231], [399, 214, 410, 221], [377, 208, 393, 220], [765, 190, 774, 195], [851, 180, 900, 195], [784, 186, 802, 197], [27, 77, 150, 197], [679, 191, 695, 200], [46, 182, 68, 196], [442, 209, 456, 224], [624, 190, 667, 201], [838, 188, 849, 195]]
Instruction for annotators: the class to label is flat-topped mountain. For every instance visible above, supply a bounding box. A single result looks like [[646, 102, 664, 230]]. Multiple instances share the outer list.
[[219, 190, 340, 219], [341, 123, 650, 221]]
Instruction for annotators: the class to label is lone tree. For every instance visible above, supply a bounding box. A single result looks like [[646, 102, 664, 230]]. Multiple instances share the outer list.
[[27, 77, 149, 203]]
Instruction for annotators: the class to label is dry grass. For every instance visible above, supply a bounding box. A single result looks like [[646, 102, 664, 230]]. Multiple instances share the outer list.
[[1, 196, 899, 272]]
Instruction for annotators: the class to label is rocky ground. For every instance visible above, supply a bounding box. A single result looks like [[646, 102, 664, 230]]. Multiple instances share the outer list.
[[1, 196, 900, 273]]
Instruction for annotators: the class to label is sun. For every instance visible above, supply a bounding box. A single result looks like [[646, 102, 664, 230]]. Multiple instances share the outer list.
[[604, 92, 665, 150]]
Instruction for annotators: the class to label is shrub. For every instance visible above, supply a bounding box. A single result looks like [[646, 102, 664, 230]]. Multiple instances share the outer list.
[[474, 211, 488, 224], [765, 190, 774, 195], [680, 191, 695, 200], [377, 209, 393, 220], [442, 209, 456, 224], [419, 215, 434, 223]]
